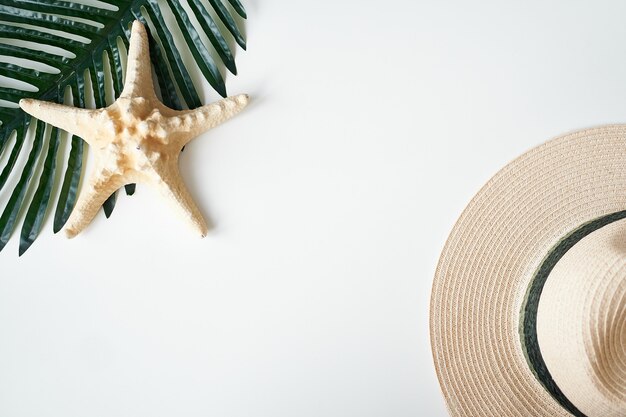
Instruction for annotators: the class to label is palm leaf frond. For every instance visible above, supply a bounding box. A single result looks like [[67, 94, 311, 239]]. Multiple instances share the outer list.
[[0, 0, 247, 255]]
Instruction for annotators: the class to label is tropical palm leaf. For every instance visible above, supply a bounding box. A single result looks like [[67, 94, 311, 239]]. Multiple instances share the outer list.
[[0, 0, 247, 255]]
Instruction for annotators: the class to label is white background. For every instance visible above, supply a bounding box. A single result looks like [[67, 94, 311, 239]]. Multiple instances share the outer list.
[[2, 1, 626, 416]]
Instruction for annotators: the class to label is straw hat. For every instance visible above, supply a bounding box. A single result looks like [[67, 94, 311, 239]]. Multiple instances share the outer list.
[[430, 125, 626, 417]]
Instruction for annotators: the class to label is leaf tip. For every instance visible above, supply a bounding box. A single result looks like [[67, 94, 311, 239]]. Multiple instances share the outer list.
[[18, 240, 31, 257], [217, 84, 228, 98], [53, 215, 65, 234], [227, 61, 238, 76]]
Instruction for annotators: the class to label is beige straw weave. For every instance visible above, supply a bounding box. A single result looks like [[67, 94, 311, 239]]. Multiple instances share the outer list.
[[430, 125, 626, 416], [538, 218, 626, 415]]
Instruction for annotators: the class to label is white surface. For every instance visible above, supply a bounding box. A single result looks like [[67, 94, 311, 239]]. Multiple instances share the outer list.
[[2, 1, 626, 416]]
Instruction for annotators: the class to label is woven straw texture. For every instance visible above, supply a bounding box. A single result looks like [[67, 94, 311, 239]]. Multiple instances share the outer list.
[[430, 125, 626, 416], [538, 218, 626, 416]]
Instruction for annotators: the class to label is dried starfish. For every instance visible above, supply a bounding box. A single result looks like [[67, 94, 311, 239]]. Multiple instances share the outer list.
[[19, 20, 249, 239]]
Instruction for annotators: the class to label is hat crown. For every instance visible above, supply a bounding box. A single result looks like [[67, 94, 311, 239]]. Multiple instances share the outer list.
[[537, 218, 626, 416]]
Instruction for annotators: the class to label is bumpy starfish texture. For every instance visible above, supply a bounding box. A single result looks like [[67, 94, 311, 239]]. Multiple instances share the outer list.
[[19, 21, 248, 239]]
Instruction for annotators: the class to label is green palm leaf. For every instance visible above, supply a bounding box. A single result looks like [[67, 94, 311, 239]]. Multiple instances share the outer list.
[[0, 0, 247, 255]]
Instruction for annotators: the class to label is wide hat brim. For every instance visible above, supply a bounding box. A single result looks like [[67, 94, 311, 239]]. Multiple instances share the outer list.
[[430, 125, 626, 416]]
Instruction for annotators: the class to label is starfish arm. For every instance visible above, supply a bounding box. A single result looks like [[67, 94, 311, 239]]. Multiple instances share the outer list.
[[166, 94, 249, 146], [65, 173, 126, 238], [19, 99, 100, 144], [150, 165, 209, 237], [121, 20, 157, 100]]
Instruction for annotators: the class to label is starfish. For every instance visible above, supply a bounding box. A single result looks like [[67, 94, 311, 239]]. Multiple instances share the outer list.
[[19, 21, 248, 239]]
